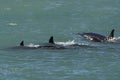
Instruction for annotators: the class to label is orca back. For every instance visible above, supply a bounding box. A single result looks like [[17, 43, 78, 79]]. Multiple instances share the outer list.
[[79, 32, 107, 42]]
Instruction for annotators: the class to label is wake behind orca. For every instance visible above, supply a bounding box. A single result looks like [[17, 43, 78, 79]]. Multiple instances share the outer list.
[[77, 29, 115, 42]]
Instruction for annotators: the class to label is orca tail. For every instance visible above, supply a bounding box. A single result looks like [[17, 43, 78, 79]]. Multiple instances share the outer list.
[[108, 29, 115, 39], [49, 36, 54, 44], [20, 41, 24, 46]]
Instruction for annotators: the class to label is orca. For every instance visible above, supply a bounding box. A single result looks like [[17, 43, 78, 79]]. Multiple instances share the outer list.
[[20, 41, 24, 46], [49, 36, 54, 44], [10, 36, 96, 50], [38, 36, 65, 49], [19, 36, 65, 49], [77, 29, 115, 42]]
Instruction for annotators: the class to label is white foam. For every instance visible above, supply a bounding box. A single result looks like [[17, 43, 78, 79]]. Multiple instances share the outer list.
[[55, 40, 76, 46], [5, 7, 11, 11], [26, 43, 40, 48], [8, 23, 18, 26], [55, 40, 89, 47], [108, 37, 120, 43]]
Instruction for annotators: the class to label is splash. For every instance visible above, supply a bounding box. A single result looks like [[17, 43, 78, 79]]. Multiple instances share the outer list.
[[55, 40, 89, 47], [107, 37, 120, 43], [55, 40, 76, 46], [26, 43, 40, 48]]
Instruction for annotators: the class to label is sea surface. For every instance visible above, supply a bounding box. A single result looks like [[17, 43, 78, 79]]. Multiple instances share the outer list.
[[0, 0, 120, 80]]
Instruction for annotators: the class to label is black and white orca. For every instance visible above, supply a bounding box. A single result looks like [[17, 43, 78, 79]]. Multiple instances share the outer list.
[[19, 36, 65, 49], [77, 29, 115, 42]]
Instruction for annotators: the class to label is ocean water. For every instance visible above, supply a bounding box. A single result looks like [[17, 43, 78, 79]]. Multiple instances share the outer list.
[[0, 0, 120, 80]]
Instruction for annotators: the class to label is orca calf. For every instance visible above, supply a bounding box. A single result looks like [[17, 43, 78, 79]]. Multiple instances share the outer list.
[[77, 29, 115, 42]]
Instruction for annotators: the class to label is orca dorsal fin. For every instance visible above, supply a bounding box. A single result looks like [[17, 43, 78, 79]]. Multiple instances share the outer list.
[[20, 41, 24, 46], [108, 29, 115, 39], [49, 36, 54, 44]]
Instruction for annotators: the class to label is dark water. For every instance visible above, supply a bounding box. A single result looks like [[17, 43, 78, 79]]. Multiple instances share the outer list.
[[0, 0, 120, 80]]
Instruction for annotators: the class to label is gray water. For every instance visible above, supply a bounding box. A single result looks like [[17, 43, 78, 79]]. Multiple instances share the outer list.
[[0, 0, 120, 80]]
